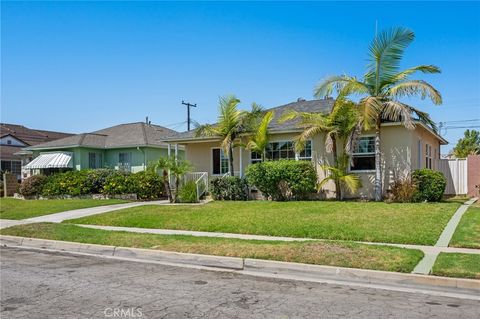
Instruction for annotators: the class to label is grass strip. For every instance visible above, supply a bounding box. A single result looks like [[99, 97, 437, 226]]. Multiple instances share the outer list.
[[432, 253, 480, 279], [0, 198, 128, 220], [1, 223, 424, 273]]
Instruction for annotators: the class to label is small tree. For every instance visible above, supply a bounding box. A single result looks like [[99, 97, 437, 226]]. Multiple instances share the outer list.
[[150, 156, 192, 202], [317, 154, 362, 200], [453, 129, 480, 158], [245, 111, 274, 161]]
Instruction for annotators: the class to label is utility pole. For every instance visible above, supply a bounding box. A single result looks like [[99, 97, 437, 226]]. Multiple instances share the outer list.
[[181, 100, 197, 131]]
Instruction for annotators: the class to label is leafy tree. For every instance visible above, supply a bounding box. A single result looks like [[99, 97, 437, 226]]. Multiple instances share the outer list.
[[245, 111, 274, 161], [195, 95, 262, 175], [453, 129, 480, 158], [315, 27, 442, 201]]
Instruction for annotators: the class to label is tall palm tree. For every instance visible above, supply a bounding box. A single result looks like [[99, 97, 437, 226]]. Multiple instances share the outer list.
[[195, 95, 262, 176], [279, 99, 359, 199], [245, 111, 274, 161], [315, 27, 442, 201]]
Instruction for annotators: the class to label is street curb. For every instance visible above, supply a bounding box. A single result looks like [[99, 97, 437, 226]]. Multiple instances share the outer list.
[[1, 235, 478, 296]]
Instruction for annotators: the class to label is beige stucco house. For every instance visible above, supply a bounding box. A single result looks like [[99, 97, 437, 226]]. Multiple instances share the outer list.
[[163, 99, 447, 199]]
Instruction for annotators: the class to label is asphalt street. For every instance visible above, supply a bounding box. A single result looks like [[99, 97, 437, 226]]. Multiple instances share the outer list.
[[1, 247, 478, 318]]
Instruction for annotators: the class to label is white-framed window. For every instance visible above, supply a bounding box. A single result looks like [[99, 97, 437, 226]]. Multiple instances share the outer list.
[[298, 140, 312, 160], [250, 140, 312, 163], [425, 144, 432, 169], [351, 136, 375, 171], [212, 148, 229, 175]]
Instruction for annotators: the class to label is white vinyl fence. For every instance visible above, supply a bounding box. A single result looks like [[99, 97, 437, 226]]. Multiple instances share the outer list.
[[436, 159, 468, 195]]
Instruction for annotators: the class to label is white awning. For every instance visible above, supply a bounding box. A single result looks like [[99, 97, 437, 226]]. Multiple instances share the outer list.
[[24, 152, 73, 169]]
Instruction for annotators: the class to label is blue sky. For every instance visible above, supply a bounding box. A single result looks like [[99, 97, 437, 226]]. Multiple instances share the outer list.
[[2, 1, 479, 153]]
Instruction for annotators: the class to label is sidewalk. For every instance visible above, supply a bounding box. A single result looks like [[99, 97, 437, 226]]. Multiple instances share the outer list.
[[24, 200, 169, 223]]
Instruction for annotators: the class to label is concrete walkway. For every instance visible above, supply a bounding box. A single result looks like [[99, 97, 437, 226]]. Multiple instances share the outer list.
[[0, 219, 34, 230], [23, 200, 169, 223], [413, 197, 478, 275]]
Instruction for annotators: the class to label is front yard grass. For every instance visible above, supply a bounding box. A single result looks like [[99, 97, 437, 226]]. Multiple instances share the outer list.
[[65, 201, 459, 245], [0, 223, 424, 273], [432, 253, 480, 279], [0, 198, 128, 220], [449, 202, 480, 249]]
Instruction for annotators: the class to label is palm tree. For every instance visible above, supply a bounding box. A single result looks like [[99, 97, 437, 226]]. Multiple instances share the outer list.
[[150, 157, 173, 202], [150, 156, 192, 202], [314, 27, 442, 201], [279, 99, 359, 199], [245, 111, 274, 161], [318, 154, 362, 200], [195, 95, 263, 176]]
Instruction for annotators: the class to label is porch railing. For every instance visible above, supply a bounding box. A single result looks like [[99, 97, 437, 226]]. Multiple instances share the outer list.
[[184, 172, 209, 202]]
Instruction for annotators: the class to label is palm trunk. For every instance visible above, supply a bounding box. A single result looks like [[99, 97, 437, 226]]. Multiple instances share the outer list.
[[374, 118, 382, 201], [175, 175, 180, 202], [163, 169, 173, 203], [229, 145, 235, 176], [331, 136, 341, 201]]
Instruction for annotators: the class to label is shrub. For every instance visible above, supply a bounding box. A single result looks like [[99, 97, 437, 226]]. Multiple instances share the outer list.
[[389, 175, 417, 203], [178, 180, 198, 203], [210, 176, 249, 201], [128, 171, 164, 200], [245, 160, 317, 201], [102, 171, 134, 195], [19, 175, 48, 197], [412, 169, 447, 202]]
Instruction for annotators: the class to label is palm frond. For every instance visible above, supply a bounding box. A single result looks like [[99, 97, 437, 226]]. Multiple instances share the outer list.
[[194, 124, 219, 137], [383, 101, 415, 129], [314, 75, 362, 98], [387, 65, 441, 83], [358, 96, 382, 129], [340, 174, 362, 194], [365, 27, 415, 92], [387, 80, 442, 105]]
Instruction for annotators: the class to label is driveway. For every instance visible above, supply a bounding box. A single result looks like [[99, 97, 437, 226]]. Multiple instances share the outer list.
[[1, 247, 478, 319]]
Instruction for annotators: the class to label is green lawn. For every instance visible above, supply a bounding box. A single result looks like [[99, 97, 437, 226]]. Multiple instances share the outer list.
[[432, 253, 480, 279], [450, 203, 480, 249], [0, 223, 424, 273], [0, 198, 128, 220], [65, 201, 459, 245]]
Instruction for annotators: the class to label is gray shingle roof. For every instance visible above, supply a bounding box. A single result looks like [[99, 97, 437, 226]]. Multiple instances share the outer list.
[[163, 99, 334, 142], [27, 122, 178, 150]]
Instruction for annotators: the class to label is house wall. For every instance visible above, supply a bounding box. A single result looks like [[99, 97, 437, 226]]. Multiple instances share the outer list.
[[180, 124, 435, 199], [31, 146, 178, 173], [410, 125, 442, 170]]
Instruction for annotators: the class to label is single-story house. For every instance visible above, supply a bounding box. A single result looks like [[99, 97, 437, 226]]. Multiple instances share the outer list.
[[163, 98, 448, 199], [23, 122, 183, 176], [0, 123, 73, 180]]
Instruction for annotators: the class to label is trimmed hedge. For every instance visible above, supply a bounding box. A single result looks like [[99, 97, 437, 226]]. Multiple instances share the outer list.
[[210, 176, 249, 201], [412, 169, 447, 202], [19, 169, 165, 199], [245, 160, 317, 201], [19, 175, 49, 197]]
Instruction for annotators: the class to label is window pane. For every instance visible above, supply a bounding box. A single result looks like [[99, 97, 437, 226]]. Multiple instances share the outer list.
[[351, 155, 375, 170], [212, 149, 220, 175], [354, 137, 375, 154]]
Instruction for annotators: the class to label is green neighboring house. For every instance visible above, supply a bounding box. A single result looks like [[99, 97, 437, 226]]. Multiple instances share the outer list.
[[23, 122, 183, 176]]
